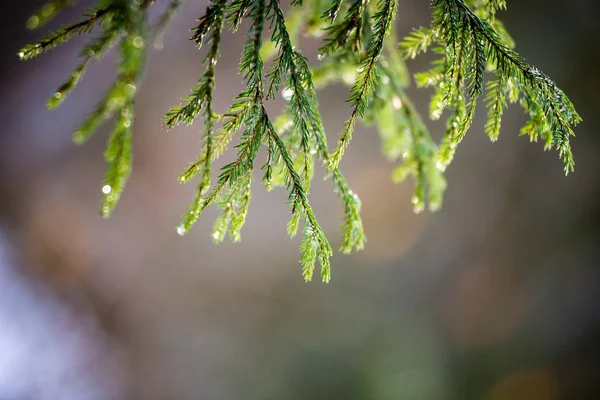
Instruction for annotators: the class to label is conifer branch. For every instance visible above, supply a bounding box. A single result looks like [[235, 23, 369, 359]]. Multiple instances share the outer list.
[[176, 0, 264, 237], [320, 0, 369, 55], [99, 1, 148, 217], [48, 29, 120, 109], [377, 59, 447, 213], [265, 0, 365, 253], [101, 100, 134, 215], [264, 114, 332, 282], [19, 0, 581, 281], [19, 7, 114, 60], [180, 0, 336, 279], [413, 0, 581, 173], [164, 0, 225, 128], [171, 0, 226, 234], [26, 0, 80, 30], [21, 0, 150, 217], [329, 0, 398, 169]]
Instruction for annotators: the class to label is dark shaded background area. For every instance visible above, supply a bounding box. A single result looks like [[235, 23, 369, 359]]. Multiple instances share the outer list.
[[1, 0, 599, 399]]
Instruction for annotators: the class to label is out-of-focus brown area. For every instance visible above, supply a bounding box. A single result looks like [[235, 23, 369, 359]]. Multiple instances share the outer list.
[[0, 0, 599, 399]]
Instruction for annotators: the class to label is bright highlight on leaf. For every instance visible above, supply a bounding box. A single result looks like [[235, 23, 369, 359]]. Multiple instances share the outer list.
[[20, 0, 579, 281]]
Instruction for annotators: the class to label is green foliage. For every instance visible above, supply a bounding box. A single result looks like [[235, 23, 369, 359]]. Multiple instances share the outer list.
[[26, 0, 80, 30], [402, 0, 581, 173], [20, 0, 580, 281]]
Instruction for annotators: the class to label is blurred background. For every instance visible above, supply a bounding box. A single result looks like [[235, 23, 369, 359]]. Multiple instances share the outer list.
[[1, 0, 599, 398]]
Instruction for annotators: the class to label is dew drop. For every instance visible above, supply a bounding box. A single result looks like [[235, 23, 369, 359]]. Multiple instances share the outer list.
[[392, 96, 402, 110], [381, 76, 390, 84], [27, 16, 40, 29], [176, 225, 186, 236], [18, 52, 25, 59], [54, 92, 62, 99], [342, 71, 355, 85], [133, 36, 144, 48], [281, 87, 293, 101], [102, 185, 112, 194], [124, 84, 136, 95], [41, 4, 55, 17], [411, 195, 424, 213], [436, 161, 445, 171]]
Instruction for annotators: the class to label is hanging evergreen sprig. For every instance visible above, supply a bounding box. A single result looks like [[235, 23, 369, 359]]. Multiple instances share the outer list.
[[19, 7, 115, 60], [373, 58, 447, 213], [483, 0, 506, 17], [320, 0, 369, 56], [264, 114, 333, 281], [47, 28, 120, 109], [169, 0, 334, 280], [265, 0, 365, 254], [328, 0, 399, 169], [98, 1, 148, 216], [174, 0, 267, 241], [20, 0, 150, 217], [164, 0, 225, 128], [165, 0, 226, 233], [403, 0, 580, 174], [20, 0, 580, 281], [26, 0, 80, 30]]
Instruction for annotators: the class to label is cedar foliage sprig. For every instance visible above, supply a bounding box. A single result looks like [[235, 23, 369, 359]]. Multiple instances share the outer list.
[[164, 0, 226, 234], [402, 0, 580, 173], [19, 7, 115, 61], [20, 0, 580, 281], [26, 0, 80, 30], [328, 0, 399, 169], [20, 0, 149, 218]]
